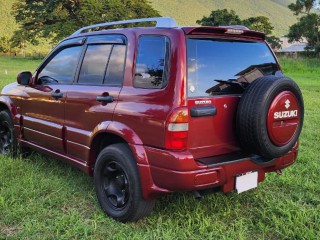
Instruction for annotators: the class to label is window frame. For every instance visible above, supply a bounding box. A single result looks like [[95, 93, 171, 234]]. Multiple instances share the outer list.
[[35, 37, 86, 85], [77, 44, 113, 86], [75, 34, 127, 87], [133, 34, 171, 89]]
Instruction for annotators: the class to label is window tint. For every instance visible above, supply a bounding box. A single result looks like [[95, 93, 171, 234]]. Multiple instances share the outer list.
[[134, 36, 170, 89], [187, 39, 279, 97], [38, 46, 82, 84], [104, 45, 126, 86], [78, 45, 112, 84]]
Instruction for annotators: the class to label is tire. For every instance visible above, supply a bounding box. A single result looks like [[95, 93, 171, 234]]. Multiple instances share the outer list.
[[94, 143, 155, 222], [236, 76, 304, 160], [0, 110, 17, 157]]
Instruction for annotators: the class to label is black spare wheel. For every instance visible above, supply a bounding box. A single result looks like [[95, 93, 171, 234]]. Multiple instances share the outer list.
[[236, 76, 304, 160]]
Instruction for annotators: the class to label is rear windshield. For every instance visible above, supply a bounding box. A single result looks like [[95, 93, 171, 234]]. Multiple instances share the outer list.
[[187, 38, 280, 97]]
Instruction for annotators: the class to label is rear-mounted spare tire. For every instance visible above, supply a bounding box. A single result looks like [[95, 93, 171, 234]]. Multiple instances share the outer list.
[[236, 76, 304, 160]]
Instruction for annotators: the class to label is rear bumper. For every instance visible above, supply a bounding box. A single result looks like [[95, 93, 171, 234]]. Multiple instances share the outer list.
[[142, 144, 298, 196]]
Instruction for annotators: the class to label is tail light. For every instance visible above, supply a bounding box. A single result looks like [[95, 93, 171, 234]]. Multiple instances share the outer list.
[[165, 107, 188, 150]]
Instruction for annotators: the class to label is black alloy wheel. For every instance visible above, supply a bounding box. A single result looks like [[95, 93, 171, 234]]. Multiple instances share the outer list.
[[0, 110, 16, 156], [102, 161, 129, 209], [0, 120, 12, 155], [94, 143, 155, 222]]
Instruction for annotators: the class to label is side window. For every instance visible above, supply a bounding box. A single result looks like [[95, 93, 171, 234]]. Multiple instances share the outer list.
[[104, 45, 126, 86], [134, 36, 170, 89], [78, 44, 126, 86], [78, 45, 112, 84], [38, 46, 82, 84]]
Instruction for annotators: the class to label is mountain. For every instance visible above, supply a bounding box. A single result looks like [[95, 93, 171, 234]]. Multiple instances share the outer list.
[[0, 0, 18, 40], [0, 0, 297, 55], [149, 0, 297, 36]]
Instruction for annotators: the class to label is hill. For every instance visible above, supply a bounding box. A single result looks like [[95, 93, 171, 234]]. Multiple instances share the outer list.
[[149, 0, 297, 36], [0, 0, 298, 56], [0, 0, 18, 41], [0, 0, 51, 56]]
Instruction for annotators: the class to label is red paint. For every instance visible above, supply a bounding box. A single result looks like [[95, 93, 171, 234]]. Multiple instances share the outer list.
[[0, 24, 301, 202], [267, 91, 300, 146], [188, 96, 241, 158]]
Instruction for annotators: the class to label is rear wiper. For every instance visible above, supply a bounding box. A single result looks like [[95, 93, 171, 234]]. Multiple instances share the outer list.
[[215, 79, 242, 85], [205, 79, 246, 94]]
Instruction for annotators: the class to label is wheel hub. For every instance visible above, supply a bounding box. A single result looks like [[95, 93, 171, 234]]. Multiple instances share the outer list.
[[103, 162, 129, 209], [0, 121, 12, 155]]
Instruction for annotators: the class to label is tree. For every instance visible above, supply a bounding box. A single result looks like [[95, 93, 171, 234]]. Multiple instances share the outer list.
[[0, 0, 18, 54], [0, 36, 11, 53], [197, 9, 280, 49], [12, 0, 160, 44], [242, 16, 273, 35], [196, 9, 241, 26], [242, 16, 281, 49], [287, 0, 320, 52], [288, 0, 319, 15]]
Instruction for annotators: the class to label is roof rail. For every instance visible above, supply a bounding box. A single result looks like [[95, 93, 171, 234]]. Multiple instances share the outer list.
[[219, 25, 250, 30], [71, 17, 177, 36]]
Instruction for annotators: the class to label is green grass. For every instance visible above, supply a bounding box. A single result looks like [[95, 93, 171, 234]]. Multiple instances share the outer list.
[[0, 57, 41, 90], [0, 56, 320, 239]]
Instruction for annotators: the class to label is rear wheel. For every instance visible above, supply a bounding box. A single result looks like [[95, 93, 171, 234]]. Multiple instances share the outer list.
[[94, 143, 155, 222], [0, 110, 17, 157]]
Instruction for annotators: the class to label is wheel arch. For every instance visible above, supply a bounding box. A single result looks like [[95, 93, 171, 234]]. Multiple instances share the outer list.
[[88, 121, 145, 173], [0, 97, 19, 118], [0, 102, 9, 111], [0, 98, 12, 113], [88, 122, 166, 200]]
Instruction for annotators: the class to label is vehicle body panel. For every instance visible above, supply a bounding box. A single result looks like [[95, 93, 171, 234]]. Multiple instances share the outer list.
[[0, 25, 300, 202], [20, 84, 70, 153], [65, 85, 121, 162]]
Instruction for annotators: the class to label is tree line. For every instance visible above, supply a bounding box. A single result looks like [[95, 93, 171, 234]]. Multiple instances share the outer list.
[[196, 9, 281, 49], [0, 0, 319, 55]]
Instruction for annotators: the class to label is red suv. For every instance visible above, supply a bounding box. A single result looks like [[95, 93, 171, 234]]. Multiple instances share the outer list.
[[0, 17, 304, 222]]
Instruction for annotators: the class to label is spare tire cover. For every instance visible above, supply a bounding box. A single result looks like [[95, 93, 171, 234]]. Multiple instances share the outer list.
[[236, 76, 304, 159]]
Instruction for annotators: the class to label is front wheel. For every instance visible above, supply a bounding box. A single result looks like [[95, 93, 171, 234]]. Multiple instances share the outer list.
[[0, 110, 17, 157], [94, 143, 155, 222]]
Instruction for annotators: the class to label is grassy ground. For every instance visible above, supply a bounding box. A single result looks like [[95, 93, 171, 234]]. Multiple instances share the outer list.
[[0, 56, 319, 239]]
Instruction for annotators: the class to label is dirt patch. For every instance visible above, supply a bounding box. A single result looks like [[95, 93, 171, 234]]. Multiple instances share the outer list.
[[0, 226, 23, 237]]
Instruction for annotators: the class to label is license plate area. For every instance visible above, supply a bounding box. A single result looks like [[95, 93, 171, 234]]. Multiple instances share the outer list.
[[235, 171, 258, 193]]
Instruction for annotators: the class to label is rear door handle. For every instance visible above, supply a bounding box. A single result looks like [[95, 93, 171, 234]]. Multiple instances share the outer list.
[[190, 106, 217, 117], [51, 90, 63, 100], [96, 95, 114, 103]]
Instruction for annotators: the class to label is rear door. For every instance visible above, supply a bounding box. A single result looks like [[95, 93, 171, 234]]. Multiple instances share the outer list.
[[65, 35, 126, 162], [186, 38, 280, 158]]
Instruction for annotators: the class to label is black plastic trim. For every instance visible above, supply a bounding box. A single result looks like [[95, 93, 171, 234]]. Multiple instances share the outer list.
[[196, 151, 276, 167], [190, 106, 217, 117]]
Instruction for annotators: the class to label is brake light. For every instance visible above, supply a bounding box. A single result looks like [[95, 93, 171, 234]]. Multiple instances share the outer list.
[[165, 107, 188, 150], [225, 29, 244, 34]]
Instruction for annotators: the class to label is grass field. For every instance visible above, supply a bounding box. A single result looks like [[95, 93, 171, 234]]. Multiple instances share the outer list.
[[0, 56, 319, 239]]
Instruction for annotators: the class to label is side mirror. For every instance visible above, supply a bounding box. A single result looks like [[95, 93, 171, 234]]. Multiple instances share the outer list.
[[17, 71, 32, 85]]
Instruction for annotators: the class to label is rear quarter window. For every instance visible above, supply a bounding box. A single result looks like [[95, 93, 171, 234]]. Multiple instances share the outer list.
[[134, 35, 170, 89]]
